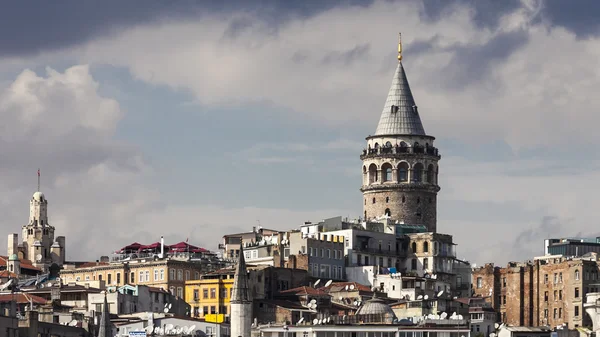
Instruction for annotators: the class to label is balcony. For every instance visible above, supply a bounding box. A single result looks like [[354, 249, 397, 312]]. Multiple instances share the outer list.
[[360, 146, 440, 160]]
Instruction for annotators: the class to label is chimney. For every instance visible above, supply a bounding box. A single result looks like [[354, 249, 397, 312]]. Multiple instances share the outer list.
[[160, 236, 164, 258], [252, 226, 256, 233]]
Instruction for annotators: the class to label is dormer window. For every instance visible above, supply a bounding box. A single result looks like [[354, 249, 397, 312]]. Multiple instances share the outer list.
[[412, 105, 418, 115], [391, 105, 399, 113]]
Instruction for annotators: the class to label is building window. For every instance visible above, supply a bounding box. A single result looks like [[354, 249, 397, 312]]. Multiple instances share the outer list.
[[559, 272, 563, 283], [154, 269, 159, 281], [411, 258, 417, 270], [575, 287, 580, 298], [108, 273, 113, 285], [502, 277, 506, 287], [194, 289, 199, 301], [203, 306, 209, 315], [544, 274, 548, 284], [177, 270, 183, 281], [398, 162, 408, 182], [559, 308, 562, 318], [169, 269, 175, 280], [554, 290, 558, 301], [423, 242, 429, 253], [575, 306, 580, 317], [423, 258, 429, 270], [194, 272, 199, 280], [386, 197, 389, 203], [544, 291, 548, 302], [321, 249, 324, 258], [327, 249, 331, 259], [411, 242, 417, 252], [139, 272, 144, 283], [203, 289, 209, 299], [177, 287, 183, 298], [116, 273, 121, 285], [476, 277, 482, 289], [309, 247, 313, 256], [210, 306, 216, 314], [575, 269, 580, 280], [559, 290, 562, 300], [553, 308, 557, 319], [372, 197, 376, 204], [185, 271, 190, 281], [210, 288, 216, 299], [554, 273, 558, 283], [221, 288, 228, 298], [160, 269, 165, 280]]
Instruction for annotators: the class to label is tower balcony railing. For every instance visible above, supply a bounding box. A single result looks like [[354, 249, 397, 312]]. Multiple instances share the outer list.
[[361, 146, 440, 159]]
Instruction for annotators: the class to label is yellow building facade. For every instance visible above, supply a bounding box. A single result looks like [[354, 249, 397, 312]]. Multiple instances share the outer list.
[[185, 272, 234, 319]]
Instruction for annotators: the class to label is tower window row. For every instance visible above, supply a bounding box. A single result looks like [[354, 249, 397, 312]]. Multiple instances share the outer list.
[[363, 162, 438, 185]]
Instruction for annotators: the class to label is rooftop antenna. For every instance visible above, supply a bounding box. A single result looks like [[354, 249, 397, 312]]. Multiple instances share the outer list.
[[398, 32, 403, 62], [37, 168, 40, 192]]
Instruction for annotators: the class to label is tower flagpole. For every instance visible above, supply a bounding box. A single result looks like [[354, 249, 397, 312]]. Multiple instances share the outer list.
[[37, 169, 40, 192], [398, 32, 403, 62]]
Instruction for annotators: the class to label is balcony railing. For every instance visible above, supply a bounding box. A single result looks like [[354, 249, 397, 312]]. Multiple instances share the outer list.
[[361, 146, 440, 158]]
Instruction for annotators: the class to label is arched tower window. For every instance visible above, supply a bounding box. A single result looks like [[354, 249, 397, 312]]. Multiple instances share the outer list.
[[368, 164, 378, 184], [427, 164, 434, 183], [385, 197, 389, 203], [412, 163, 424, 182], [575, 270, 580, 280], [402, 195, 406, 203], [372, 198, 376, 204], [364, 211, 367, 220], [385, 208, 391, 216], [385, 141, 392, 148], [423, 242, 429, 253], [411, 258, 417, 270], [398, 162, 409, 182], [382, 163, 393, 182], [411, 242, 417, 253]]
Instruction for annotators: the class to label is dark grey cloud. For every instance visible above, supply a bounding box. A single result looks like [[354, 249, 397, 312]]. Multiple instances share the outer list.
[[542, 0, 600, 37], [0, 0, 374, 58]]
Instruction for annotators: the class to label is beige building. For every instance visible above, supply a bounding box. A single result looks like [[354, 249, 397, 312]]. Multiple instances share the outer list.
[[60, 258, 205, 300], [7, 190, 66, 274]]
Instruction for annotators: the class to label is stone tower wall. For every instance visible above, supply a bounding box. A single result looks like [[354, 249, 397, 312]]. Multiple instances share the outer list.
[[363, 189, 437, 232]]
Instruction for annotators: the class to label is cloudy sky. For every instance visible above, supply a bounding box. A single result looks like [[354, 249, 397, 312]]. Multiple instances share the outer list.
[[1, 0, 599, 266]]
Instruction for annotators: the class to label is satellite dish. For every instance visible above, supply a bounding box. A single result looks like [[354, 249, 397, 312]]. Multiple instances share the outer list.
[[417, 295, 423, 300], [168, 303, 172, 309], [40, 284, 44, 288], [318, 319, 322, 325], [437, 290, 444, 298], [164, 303, 169, 308], [440, 312, 447, 319], [36, 254, 43, 262], [353, 301, 358, 306], [327, 317, 331, 323], [164, 308, 169, 313], [458, 314, 463, 320], [310, 299, 317, 304], [145, 326, 154, 333], [495, 323, 500, 329], [325, 280, 333, 287], [47, 282, 52, 287], [424, 295, 429, 300], [345, 285, 349, 290], [314, 279, 321, 287], [297, 317, 305, 324], [349, 284, 355, 290], [312, 318, 319, 325]]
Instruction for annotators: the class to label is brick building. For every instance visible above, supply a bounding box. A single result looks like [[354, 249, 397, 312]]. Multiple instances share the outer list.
[[472, 255, 599, 328]]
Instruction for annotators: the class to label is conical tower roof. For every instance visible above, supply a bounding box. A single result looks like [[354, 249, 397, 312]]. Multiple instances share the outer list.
[[97, 292, 112, 337], [231, 244, 250, 303], [374, 61, 426, 136]]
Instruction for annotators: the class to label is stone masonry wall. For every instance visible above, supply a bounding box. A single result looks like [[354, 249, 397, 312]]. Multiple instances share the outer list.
[[363, 190, 437, 232]]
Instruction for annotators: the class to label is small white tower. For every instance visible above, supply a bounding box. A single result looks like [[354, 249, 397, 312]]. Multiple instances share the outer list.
[[230, 245, 252, 337]]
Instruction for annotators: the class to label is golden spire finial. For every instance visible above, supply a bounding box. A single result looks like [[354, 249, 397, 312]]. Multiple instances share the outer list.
[[398, 32, 403, 62]]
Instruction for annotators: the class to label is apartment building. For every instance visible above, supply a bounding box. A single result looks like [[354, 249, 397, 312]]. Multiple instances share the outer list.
[[473, 255, 599, 328]]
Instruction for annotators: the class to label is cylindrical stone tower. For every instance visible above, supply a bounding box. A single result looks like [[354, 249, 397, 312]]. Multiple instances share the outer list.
[[360, 38, 441, 232]]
